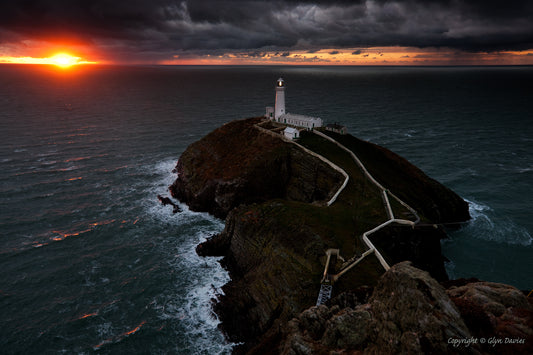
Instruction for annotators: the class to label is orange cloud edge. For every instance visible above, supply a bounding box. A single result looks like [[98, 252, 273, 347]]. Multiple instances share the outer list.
[[161, 47, 533, 66]]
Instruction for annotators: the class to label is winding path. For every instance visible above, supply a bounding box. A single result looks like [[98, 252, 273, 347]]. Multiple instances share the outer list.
[[254, 121, 350, 206], [313, 130, 420, 280], [254, 121, 422, 305]]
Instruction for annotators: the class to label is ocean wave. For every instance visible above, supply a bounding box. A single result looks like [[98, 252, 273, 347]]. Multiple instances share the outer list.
[[159, 229, 233, 354], [140, 157, 221, 225], [403, 129, 417, 138], [138, 157, 223, 231], [466, 199, 492, 219], [38, 159, 58, 166], [517, 167, 533, 173], [463, 199, 532, 246]]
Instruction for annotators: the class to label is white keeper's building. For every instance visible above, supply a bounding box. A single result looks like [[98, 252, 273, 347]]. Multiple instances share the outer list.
[[265, 78, 323, 134]]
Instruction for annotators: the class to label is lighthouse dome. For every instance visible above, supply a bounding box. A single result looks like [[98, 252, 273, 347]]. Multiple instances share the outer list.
[[277, 78, 285, 87]]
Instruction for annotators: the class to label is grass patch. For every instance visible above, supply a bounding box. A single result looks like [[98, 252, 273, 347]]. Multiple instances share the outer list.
[[274, 131, 404, 290]]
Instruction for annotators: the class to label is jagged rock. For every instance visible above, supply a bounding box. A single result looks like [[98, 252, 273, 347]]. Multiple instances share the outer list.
[[366, 261, 472, 354], [328, 286, 374, 310], [321, 307, 371, 348], [279, 262, 477, 354], [279, 263, 533, 355], [157, 194, 181, 213], [447, 282, 533, 354], [299, 305, 332, 340]]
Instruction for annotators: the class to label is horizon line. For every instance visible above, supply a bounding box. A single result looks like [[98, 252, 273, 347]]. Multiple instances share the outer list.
[[1, 62, 532, 68]]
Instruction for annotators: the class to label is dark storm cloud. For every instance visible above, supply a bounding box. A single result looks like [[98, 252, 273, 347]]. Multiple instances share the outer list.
[[1, 0, 532, 60]]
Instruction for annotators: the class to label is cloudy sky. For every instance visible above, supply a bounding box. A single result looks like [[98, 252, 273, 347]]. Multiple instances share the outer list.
[[1, 0, 532, 65]]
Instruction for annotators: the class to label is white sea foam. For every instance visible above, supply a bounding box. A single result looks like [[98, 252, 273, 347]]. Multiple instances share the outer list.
[[517, 167, 533, 173], [140, 158, 233, 354], [140, 157, 221, 226], [464, 199, 532, 246], [148, 226, 233, 354], [166, 230, 233, 354], [404, 129, 417, 138], [466, 199, 493, 224]]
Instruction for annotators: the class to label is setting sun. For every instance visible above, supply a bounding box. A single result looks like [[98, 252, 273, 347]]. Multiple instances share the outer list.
[[49, 53, 80, 68], [0, 52, 98, 67]]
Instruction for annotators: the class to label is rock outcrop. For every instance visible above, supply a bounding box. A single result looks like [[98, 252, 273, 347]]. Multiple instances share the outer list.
[[279, 262, 472, 354], [278, 262, 532, 354], [446, 280, 533, 353], [170, 118, 491, 353]]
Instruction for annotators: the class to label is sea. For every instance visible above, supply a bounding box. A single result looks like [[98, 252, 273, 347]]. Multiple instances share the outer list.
[[1, 64, 532, 354]]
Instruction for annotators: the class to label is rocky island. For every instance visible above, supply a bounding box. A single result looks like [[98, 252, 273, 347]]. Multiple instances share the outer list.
[[170, 117, 532, 354]]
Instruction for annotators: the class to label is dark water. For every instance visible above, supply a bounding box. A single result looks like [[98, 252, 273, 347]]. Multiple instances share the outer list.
[[1, 64, 532, 353]]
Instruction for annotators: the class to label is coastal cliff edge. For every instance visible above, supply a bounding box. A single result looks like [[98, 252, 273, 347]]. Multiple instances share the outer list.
[[170, 118, 531, 354]]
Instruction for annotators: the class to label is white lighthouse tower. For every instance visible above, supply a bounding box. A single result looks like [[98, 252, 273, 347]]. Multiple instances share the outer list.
[[264, 77, 324, 136], [274, 78, 286, 121]]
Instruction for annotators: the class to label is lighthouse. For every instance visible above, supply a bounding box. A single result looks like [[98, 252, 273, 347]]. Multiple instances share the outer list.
[[264, 77, 323, 135], [274, 78, 285, 120]]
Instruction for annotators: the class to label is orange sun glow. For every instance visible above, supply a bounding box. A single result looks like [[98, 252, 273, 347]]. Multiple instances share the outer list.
[[0, 52, 98, 67], [49, 53, 80, 67]]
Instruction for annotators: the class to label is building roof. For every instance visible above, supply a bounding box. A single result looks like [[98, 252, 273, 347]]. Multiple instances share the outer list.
[[284, 127, 298, 134]]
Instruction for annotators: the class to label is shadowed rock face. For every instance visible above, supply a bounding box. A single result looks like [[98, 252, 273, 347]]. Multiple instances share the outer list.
[[199, 202, 327, 349]]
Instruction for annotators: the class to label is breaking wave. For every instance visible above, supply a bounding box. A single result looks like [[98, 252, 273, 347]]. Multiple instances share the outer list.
[[464, 199, 532, 246], [142, 158, 234, 354]]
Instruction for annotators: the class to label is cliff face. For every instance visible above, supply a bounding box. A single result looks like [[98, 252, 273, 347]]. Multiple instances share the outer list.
[[171, 118, 481, 353], [198, 202, 327, 346]]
